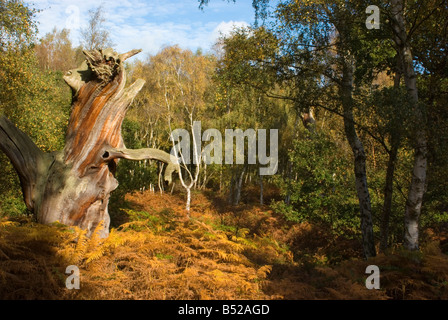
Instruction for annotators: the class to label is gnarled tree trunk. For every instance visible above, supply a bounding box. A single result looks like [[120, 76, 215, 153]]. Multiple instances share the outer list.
[[0, 48, 178, 238]]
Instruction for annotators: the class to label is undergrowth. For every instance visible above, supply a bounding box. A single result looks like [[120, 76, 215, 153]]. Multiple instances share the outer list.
[[0, 191, 448, 300]]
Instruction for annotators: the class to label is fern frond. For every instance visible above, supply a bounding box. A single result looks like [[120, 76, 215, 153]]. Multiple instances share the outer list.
[[85, 246, 106, 265], [72, 228, 89, 264], [106, 229, 129, 248], [87, 220, 105, 248], [219, 251, 242, 263], [231, 236, 257, 248], [256, 265, 272, 279], [117, 219, 152, 232], [0, 221, 18, 229]]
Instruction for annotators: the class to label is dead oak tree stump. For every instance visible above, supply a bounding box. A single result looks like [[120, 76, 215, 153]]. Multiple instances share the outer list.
[[0, 48, 178, 238]]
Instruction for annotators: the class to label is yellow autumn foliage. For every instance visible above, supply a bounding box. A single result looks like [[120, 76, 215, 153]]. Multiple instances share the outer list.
[[1, 192, 448, 300]]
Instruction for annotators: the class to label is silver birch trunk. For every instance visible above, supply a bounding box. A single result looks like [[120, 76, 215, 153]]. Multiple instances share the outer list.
[[340, 55, 376, 259], [391, 0, 428, 251]]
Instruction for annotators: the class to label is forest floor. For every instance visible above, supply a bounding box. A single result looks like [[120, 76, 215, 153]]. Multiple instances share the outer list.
[[1, 188, 448, 300]]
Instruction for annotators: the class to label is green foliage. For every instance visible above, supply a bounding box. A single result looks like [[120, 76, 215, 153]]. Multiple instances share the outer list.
[[0, 191, 27, 218], [272, 128, 360, 236], [111, 118, 159, 203], [0, 0, 71, 215], [0, 65, 70, 213], [0, 0, 38, 49]]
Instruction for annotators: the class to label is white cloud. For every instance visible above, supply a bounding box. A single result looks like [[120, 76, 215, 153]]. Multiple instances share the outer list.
[[31, 0, 251, 57], [110, 22, 202, 56], [211, 20, 250, 42]]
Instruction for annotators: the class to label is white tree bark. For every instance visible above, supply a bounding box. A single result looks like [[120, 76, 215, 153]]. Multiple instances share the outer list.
[[340, 57, 376, 259], [391, 0, 427, 251]]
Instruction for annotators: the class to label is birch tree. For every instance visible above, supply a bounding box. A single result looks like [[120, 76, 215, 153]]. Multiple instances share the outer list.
[[388, 0, 428, 250], [80, 5, 114, 51], [141, 46, 215, 212]]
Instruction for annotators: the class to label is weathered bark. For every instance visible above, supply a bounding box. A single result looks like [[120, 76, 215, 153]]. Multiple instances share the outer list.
[[391, 0, 428, 251], [340, 56, 376, 259], [103, 148, 178, 184], [0, 48, 178, 238], [0, 116, 50, 212]]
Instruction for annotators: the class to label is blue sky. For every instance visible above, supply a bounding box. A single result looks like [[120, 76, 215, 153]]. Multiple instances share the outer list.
[[31, 0, 257, 56]]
